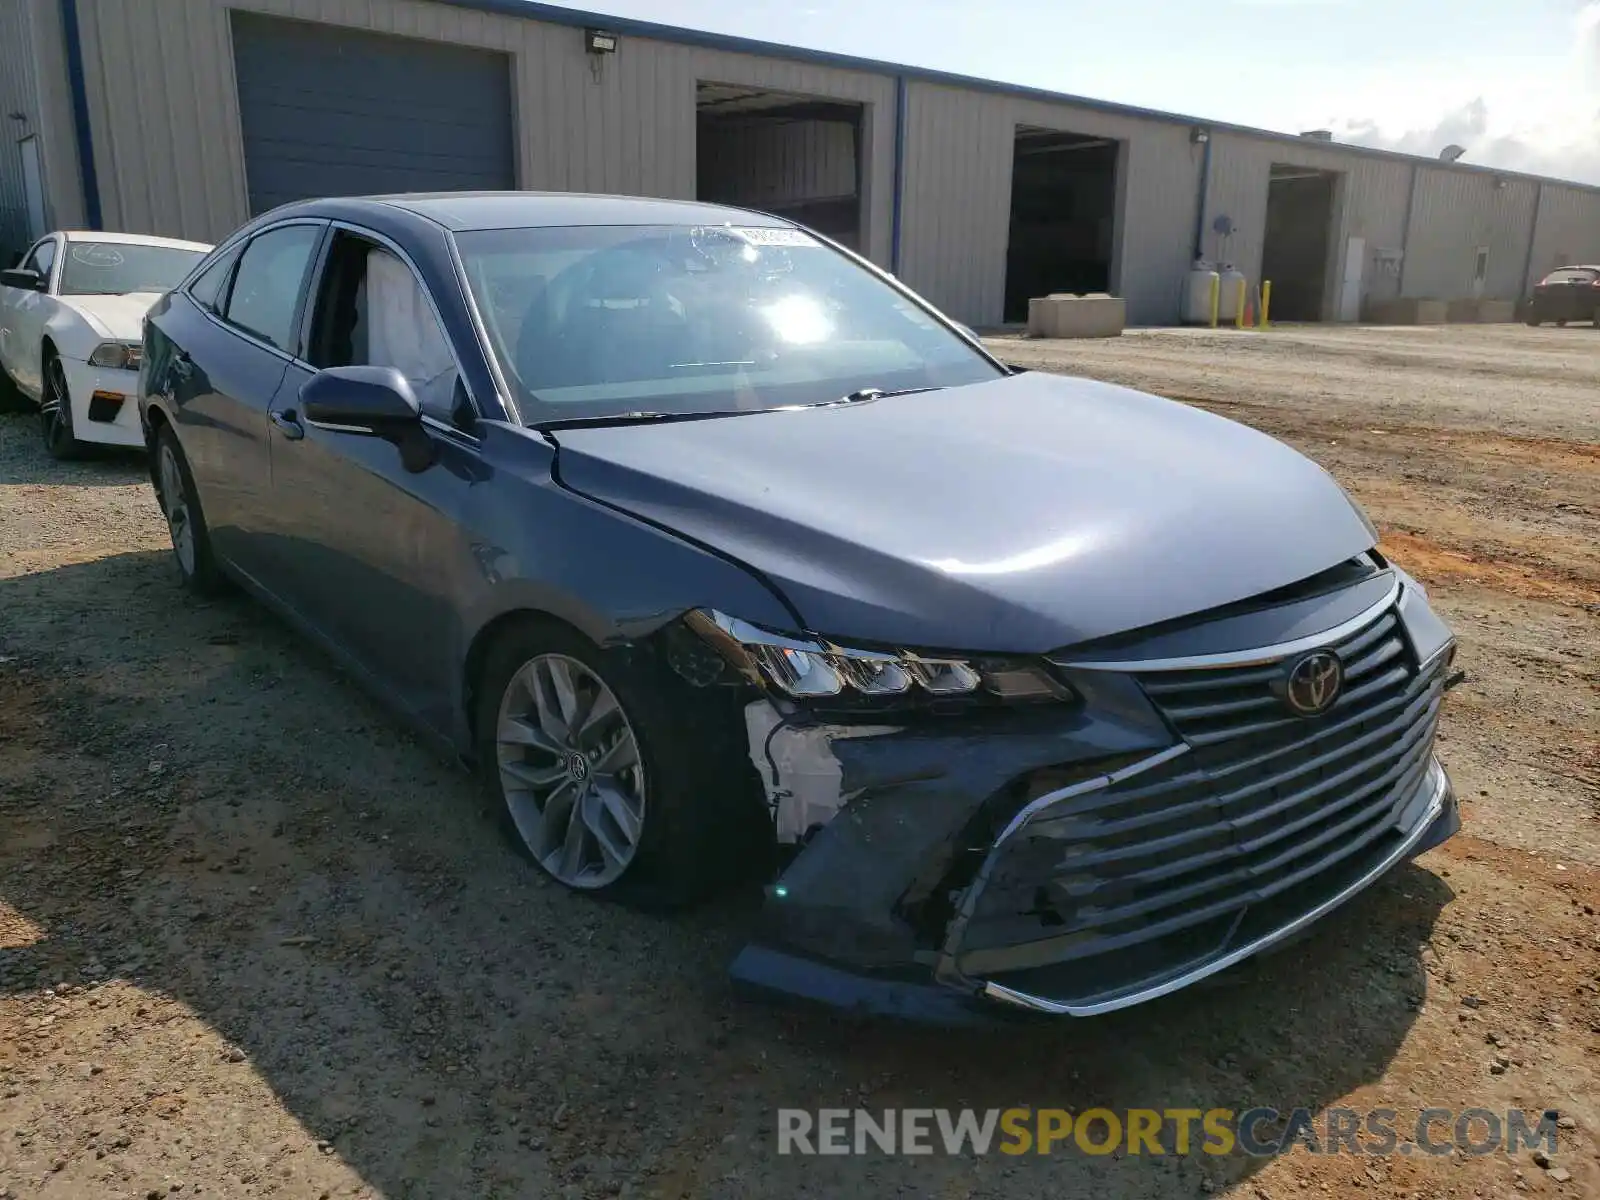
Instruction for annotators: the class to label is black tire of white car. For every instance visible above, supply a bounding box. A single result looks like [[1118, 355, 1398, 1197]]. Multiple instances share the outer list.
[[153, 424, 225, 596], [40, 354, 86, 460], [472, 618, 757, 911]]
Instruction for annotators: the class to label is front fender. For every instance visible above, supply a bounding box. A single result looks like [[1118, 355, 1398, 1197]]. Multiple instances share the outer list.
[[44, 303, 110, 354], [445, 421, 802, 749]]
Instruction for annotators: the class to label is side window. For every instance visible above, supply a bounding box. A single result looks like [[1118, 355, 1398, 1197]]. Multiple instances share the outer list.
[[23, 238, 55, 283], [307, 230, 465, 425], [223, 224, 321, 354], [187, 243, 244, 313]]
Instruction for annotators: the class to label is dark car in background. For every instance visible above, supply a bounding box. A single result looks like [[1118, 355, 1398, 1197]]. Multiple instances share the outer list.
[[1524, 265, 1600, 326], [138, 192, 1460, 1021]]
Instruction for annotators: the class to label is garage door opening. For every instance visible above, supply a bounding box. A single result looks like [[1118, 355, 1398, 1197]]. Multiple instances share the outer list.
[[1261, 164, 1339, 321], [696, 83, 863, 250], [231, 13, 515, 214], [1004, 125, 1119, 323]]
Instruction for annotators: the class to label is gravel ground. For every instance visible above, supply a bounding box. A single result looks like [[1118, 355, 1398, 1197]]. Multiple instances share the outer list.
[[1, 323, 1597, 1200]]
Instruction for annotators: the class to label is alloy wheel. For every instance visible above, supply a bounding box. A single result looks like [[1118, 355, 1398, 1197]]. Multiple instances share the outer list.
[[158, 441, 196, 576], [39, 359, 72, 453], [495, 653, 646, 888]]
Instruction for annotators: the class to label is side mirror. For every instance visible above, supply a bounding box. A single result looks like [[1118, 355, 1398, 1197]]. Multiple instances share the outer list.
[[1, 267, 45, 292], [300, 365, 420, 432]]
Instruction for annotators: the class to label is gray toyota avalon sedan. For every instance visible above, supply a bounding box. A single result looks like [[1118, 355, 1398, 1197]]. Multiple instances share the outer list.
[[138, 192, 1460, 1021]]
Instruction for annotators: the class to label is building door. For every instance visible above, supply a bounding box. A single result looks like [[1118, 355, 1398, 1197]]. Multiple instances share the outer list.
[[1338, 236, 1364, 322], [19, 136, 45, 239], [229, 13, 515, 215]]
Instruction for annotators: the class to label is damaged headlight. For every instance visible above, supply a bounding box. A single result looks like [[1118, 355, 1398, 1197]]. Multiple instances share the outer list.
[[684, 610, 1073, 705]]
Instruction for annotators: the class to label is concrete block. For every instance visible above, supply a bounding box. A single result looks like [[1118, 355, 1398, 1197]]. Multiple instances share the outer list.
[[1445, 298, 1518, 324], [1364, 298, 1447, 325], [1026, 293, 1125, 338]]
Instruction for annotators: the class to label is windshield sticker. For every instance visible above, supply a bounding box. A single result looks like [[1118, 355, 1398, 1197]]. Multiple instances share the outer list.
[[70, 244, 125, 267], [728, 227, 820, 248]]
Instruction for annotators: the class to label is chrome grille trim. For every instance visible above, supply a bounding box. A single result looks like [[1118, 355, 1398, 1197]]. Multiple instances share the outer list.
[[980, 759, 1450, 1016], [952, 592, 1449, 1013]]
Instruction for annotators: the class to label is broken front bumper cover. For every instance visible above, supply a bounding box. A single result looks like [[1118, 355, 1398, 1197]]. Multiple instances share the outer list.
[[730, 755, 1457, 1022]]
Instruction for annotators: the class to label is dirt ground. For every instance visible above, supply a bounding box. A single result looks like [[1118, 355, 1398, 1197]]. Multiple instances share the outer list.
[[1, 323, 1596, 1200]]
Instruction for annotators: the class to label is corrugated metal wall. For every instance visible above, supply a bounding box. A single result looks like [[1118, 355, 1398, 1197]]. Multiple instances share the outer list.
[[899, 81, 1203, 326], [22, 0, 86, 233], [58, 0, 1600, 324], [1203, 133, 1413, 318], [1402, 168, 1539, 301], [1525, 184, 1600, 288], [0, 0, 41, 256], [70, 0, 897, 265], [698, 120, 857, 207]]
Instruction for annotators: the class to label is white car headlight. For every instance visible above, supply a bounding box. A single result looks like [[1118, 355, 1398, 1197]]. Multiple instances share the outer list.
[[684, 609, 1071, 706], [88, 342, 142, 370]]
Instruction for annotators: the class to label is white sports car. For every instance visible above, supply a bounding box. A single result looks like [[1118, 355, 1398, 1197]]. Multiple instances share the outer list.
[[0, 230, 211, 458]]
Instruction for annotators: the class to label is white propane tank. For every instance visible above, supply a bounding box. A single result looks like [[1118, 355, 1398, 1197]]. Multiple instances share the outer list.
[[1217, 264, 1247, 321], [1185, 261, 1221, 323]]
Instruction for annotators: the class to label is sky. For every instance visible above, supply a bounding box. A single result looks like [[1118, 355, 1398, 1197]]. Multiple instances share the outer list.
[[541, 0, 1600, 184]]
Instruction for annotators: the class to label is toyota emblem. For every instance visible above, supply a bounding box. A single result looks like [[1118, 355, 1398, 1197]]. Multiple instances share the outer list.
[[1283, 650, 1344, 717]]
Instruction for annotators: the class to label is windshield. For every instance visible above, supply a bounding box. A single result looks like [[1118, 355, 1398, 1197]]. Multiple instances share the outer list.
[[59, 242, 207, 297], [454, 224, 1002, 423]]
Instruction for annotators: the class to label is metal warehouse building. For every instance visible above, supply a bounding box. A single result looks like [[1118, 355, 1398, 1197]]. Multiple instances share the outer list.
[[4, 0, 1600, 327]]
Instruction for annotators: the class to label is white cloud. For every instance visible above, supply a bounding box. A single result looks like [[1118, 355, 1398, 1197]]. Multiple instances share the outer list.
[[1328, 4, 1600, 184]]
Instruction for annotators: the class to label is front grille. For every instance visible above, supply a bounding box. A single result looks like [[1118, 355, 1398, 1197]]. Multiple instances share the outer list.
[[957, 605, 1445, 1006]]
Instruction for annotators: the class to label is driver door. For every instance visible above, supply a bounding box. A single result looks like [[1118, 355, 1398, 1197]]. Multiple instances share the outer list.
[[265, 226, 483, 733], [1, 236, 58, 397]]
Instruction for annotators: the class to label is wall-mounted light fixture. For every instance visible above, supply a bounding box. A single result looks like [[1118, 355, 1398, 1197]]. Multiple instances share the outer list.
[[1190, 126, 1210, 145], [585, 28, 618, 54]]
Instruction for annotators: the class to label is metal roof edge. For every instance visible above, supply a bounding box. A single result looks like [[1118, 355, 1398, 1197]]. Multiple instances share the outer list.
[[438, 0, 1600, 196]]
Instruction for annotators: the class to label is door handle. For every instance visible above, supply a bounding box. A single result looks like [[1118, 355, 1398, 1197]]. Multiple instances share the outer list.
[[170, 349, 193, 380], [270, 409, 304, 440]]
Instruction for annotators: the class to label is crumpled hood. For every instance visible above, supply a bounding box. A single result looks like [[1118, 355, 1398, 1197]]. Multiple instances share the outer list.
[[552, 372, 1376, 653], [59, 291, 163, 341]]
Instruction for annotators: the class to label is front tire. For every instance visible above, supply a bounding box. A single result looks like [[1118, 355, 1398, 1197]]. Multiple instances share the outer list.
[[153, 425, 225, 596], [39, 354, 86, 460], [474, 620, 759, 909]]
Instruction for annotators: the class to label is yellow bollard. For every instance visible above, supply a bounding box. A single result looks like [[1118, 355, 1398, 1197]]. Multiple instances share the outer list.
[[1208, 274, 1220, 328], [1234, 277, 1247, 329], [1260, 280, 1273, 329]]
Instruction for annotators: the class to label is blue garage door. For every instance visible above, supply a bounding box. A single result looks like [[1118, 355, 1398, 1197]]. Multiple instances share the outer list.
[[231, 13, 515, 214]]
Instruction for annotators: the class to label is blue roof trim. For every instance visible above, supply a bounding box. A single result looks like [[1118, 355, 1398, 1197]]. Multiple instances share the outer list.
[[58, 0, 102, 229], [440, 0, 1600, 195]]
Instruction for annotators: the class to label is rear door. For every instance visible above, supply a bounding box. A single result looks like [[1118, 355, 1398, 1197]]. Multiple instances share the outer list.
[[156, 221, 325, 578], [263, 224, 484, 731]]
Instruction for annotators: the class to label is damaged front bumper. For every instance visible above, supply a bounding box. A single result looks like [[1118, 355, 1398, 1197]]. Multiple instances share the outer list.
[[729, 579, 1462, 1022]]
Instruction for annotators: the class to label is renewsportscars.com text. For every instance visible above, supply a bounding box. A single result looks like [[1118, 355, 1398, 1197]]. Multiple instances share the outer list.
[[777, 1107, 1561, 1158]]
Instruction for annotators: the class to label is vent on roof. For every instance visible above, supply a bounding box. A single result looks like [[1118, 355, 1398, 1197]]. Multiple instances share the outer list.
[[1299, 129, 1334, 142]]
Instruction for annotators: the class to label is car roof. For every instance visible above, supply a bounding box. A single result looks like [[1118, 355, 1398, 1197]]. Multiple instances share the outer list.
[[327, 191, 793, 233], [59, 230, 213, 252], [1545, 264, 1600, 272]]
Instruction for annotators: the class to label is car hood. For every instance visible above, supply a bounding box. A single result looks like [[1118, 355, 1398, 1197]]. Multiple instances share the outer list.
[[58, 292, 162, 341], [551, 372, 1377, 653]]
